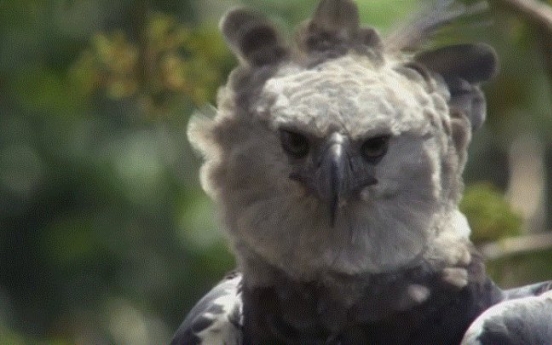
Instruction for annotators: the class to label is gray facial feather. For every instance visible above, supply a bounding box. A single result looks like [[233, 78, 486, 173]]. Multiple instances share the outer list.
[[295, 0, 360, 54], [188, 0, 497, 291], [415, 43, 498, 130], [220, 8, 288, 66]]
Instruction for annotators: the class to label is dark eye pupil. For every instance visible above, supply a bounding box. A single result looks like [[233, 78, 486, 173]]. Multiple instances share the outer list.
[[280, 130, 309, 158], [361, 135, 390, 162]]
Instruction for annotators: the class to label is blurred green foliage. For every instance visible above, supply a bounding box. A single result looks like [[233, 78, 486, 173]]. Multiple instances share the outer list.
[[70, 12, 234, 114], [0, 0, 551, 344], [461, 183, 522, 243]]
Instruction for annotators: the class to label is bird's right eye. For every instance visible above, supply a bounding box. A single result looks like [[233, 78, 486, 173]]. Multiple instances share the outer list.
[[280, 130, 309, 158], [361, 135, 390, 163]]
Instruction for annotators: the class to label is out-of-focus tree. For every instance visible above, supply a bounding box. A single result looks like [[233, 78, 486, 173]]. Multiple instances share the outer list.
[[0, 1, 236, 344], [70, 12, 234, 116]]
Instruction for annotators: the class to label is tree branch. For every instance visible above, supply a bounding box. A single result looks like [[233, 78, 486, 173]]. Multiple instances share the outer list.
[[479, 232, 552, 260], [497, 0, 552, 31]]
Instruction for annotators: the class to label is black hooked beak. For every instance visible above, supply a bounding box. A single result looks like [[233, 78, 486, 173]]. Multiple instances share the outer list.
[[316, 134, 377, 226]]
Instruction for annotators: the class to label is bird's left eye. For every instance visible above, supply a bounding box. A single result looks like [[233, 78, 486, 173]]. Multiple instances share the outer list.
[[280, 130, 310, 158], [361, 135, 390, 163]]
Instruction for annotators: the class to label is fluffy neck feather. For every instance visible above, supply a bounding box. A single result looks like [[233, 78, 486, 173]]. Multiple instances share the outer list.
[[235, 208, 473, 290]]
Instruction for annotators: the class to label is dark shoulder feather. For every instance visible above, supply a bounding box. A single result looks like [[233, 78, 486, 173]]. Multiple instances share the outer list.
[[170, 272, 243, 345]]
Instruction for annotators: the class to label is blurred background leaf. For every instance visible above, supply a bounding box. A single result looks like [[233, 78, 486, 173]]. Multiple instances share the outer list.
[[460, 183, 523, 243], [0, 0, 551, 344]]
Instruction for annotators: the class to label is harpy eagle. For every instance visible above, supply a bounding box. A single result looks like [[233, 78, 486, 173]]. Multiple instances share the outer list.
[[171, 0, 552, 344]]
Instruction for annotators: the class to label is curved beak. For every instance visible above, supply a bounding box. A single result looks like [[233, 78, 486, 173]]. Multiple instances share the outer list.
[[316, 134, 377, 226], [319, 139, 347, 226], [289, 133, 379, 227]]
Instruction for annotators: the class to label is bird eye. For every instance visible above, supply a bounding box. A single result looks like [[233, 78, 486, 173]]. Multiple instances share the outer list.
[[280, 130, 309, 158], [361, 135, 390, 163]]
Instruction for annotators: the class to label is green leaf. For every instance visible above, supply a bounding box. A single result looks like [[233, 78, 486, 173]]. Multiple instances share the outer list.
[[460, 183, 523, 243]]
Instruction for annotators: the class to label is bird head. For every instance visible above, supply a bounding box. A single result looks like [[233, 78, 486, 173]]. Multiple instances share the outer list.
[[189, 0, 498, 281]]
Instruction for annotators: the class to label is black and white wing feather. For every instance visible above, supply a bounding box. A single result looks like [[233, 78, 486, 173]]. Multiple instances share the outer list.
[[170, 273, 243, 345], [461, 281, 552, 345]]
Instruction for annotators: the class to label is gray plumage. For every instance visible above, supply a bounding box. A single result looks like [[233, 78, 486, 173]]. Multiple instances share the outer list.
[[461, 282, 552, 345], [171, 273, 242, 345], [172, 0, 551, 344]]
